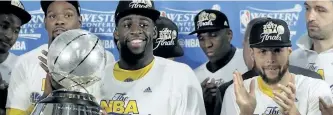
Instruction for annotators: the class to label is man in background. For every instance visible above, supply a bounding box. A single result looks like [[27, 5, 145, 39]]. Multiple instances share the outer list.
[[290, 0, 333, 85], [0, 1, 31, 114], [153, 16, 184, 60], [290, 0, 333, 114], [189, 9, 247, 115], [6, 1, 115, 114]]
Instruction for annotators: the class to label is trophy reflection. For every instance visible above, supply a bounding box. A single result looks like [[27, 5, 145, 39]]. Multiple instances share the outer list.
[[31, 29, 107, 115]]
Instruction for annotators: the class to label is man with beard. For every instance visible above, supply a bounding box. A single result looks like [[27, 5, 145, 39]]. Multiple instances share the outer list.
[[189, 9, 247, 115], [290, 0, 333, 85], [221, 18, 333, 115], [100, 0, 205, 115], [213, 17, 322, 115], [153, 16, 184, 60], [290, 0, 333, 114], [6, 1, 115, 115], [0, 1, 31, 114]]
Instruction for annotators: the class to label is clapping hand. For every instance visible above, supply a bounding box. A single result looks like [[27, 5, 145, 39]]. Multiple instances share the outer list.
[[319, 96, 333, 115], [201, 78, 218, 104], [233, 70, 256, 115], [272, 74, 300, 115]]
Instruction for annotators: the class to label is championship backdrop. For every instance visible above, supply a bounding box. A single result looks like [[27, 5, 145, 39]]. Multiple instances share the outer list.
[[11, 1, 307, 69]]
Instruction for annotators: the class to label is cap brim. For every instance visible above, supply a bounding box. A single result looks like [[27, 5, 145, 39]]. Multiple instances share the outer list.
[[172, 45, 184, 57], [5, 6, 31, 25], [153, 44, 184, 58], [188, 27, 222, 35], [116, 8, 160, 23], [250, 43, 292, 48]]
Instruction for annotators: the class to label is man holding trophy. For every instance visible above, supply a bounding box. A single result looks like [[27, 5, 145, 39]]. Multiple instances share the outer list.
[[100, 0, 206, 115], [6, 1, 115, 114], [31, 29, 108, 115]]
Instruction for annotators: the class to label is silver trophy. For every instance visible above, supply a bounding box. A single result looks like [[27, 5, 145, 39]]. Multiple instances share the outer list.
[[31, 29, 107, 115]]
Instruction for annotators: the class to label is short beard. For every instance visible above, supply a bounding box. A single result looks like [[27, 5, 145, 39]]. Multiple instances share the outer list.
[[254, 60, 289, 85], [307, 21, 333, 40], [308, 31, 326, 40], [120, 42, 145, 64], [119, 31, 151, 65]]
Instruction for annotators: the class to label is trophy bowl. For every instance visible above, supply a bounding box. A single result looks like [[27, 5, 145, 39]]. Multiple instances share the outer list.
[[30, 29, 107, 115]]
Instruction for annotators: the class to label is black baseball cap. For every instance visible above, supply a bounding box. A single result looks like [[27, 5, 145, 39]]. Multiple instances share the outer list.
[[0, 0, 31, 25], [41, 0, 81, 16], [249, 18, 291, 48], [189, 9, 230, 35], [154, 17, 184, 58], [114, 0, 160, 26]]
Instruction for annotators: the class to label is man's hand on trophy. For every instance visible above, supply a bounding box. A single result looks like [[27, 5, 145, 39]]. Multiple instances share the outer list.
[[38, 50, 53, 97], [42, 73, 53, 97], [38, 50, 49, 73]]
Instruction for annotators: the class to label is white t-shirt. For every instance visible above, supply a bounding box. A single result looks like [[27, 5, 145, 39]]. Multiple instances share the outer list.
[[194, 48, 248, 86], [100, 56, 206, 115], [290, 35, 333, 91], [221, 74, 333, 115], [6, 44, 115, 111], [0, 52, 17, 83]]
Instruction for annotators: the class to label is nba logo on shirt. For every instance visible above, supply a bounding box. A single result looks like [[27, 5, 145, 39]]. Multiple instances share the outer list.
[[100, 93, 140, 114], [239, 10, 251, 33], [263, 106, 280, 115]]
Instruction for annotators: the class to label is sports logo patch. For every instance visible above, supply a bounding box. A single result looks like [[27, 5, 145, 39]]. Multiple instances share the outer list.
[[260, 21, 285, 42], [129, 0, 152, 9], [153, 28, 177, 50], [197, 11, 216, 29]]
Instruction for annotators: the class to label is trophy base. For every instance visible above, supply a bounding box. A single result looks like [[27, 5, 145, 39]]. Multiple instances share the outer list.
[[30, 90, 102, 115]]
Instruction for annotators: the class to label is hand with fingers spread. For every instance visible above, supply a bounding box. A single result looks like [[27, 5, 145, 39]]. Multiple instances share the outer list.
[[272, 74, 300, 115], [38, 50, 49, 73], [233, 70, 256, 115], [319, 96, 333, 115], [38, 50, 53, 98], [201, 78, 218, 104]]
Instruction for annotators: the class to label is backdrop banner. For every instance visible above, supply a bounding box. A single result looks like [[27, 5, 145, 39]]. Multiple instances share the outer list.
[[12, 1, 306, 69]]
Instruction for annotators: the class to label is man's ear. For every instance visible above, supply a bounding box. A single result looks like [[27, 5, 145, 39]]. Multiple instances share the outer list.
[[227, 29, 233, 42], [44, 17, 47, 28], [113, 28, 121, 50], [250, 48, 254, 61], [288, 47, 292, 56], [153, 26, 158, 39], [78, 16, 82, 25], [113, 28, 119, 41]]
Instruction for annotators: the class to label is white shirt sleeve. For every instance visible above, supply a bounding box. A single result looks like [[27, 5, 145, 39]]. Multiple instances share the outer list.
[[172, 64, 206, 115], [221, 84, 240, 115], [307, 80, 333, 115], [6, 59, 31, 111]]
